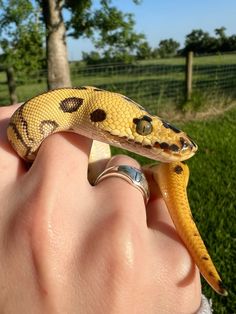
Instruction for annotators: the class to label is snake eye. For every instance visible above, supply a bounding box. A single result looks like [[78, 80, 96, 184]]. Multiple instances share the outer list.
[[136, 119, 153, 135]]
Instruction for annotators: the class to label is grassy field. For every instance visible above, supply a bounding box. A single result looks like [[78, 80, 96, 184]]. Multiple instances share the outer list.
[[112, 105, 236, 313], [139, 53, 236, 66], [183, 107, 235, 313], [169, 107, 236, 314]]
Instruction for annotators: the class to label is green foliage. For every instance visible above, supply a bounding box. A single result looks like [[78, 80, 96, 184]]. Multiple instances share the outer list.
[[157, 38, 180, 58], [0, 0, 45, 73], [182, 27, 236, 55], [65, 0, 145, 63], [136, 41, 153, 60], [82, 51, 102, 65]]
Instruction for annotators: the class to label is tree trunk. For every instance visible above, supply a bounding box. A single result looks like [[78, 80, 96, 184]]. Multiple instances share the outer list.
[[6, 67, 18, 104], [41, 0, 71, 89]]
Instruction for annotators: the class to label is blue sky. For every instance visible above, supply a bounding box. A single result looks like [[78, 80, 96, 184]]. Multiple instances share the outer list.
[[67, 0, 236, 60]]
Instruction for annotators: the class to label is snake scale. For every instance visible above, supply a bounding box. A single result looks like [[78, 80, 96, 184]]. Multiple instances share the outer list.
[[7, 86, 227, 296]]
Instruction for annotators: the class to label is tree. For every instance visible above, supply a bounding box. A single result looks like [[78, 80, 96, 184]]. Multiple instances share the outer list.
[[215, 27, 226, 40], [184, 29, 210, 54], [157, 39, 180, 58], [1, 0, 144, 88], [69, 0, 145, 64], [40, 0, 71, 88], [183, 29, 218, 55], [0, 0, 45, 74], [38, 0, 144, 88], [183, 27, 236, 55], [225, 35, 236, 51], [82, 51, 102, 65], [136, 41, 153, 60]]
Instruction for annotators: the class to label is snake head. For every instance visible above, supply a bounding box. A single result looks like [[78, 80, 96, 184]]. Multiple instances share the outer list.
[[84, 90, 198, 162], [128, 115, 198, 162]]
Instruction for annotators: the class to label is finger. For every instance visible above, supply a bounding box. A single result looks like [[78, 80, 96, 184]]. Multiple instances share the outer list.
[[30, 132, 93, 186], [143, 165, 174, 226], [94, 155, 148, 223], [16, 133, 94, 229], [88, 141, 111, 184]]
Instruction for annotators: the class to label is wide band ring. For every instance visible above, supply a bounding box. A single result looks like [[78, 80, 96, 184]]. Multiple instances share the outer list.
[[94, 165, 150, 205]]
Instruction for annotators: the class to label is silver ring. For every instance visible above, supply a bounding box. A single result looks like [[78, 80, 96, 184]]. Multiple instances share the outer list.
[[94, 165, 150, 205]]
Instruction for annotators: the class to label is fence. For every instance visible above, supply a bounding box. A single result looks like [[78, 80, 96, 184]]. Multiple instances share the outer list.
[[1, 52, 236, 114]]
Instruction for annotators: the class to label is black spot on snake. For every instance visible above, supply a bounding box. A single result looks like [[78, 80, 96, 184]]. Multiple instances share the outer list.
[[90, 109, 106, 122], [142, 115, 152, 122], [174, 165, 183, 174], [39, 120, 59, 137], [161, 120, 181, 133], [169, 144, 179, 152], [18, 106, 34, 142], [8, 122, 32, 157], [133, 118, 140, 125], [59, 97, 84, 113], [133, 115, 152, 124], [201, 256, 209, 260], [160, 142, 169, 149]]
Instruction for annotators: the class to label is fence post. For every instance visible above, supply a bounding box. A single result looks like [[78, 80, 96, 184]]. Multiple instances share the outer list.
[[6, 67, 18, 104], [185, 51, 193, 101]]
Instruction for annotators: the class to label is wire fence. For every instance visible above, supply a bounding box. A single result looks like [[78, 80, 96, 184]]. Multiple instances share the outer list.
[[1, 53, 236, 113]]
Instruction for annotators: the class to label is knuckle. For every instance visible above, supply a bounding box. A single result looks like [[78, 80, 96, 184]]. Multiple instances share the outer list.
[[103, 211, 143, 276]]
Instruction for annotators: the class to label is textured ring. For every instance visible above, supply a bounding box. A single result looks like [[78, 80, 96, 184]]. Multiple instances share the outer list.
[[94, 165, 150, 205]]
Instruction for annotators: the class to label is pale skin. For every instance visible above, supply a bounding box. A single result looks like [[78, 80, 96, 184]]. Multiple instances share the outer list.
[[0, 105, 202, 314]]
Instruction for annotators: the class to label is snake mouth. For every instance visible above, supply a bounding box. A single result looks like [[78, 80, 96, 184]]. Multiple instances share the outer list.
[[106, 136, 197, 163], [91, 129, 198, 163], [146, 135, 198, 162]]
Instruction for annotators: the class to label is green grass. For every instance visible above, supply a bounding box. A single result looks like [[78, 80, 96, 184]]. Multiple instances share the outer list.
[[112, 106, 236, 313], [181, 107, 236, 313]]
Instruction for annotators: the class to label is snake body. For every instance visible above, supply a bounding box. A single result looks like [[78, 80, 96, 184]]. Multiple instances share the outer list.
[[7, 86, 227, 295], [153, 162, 227, 296]]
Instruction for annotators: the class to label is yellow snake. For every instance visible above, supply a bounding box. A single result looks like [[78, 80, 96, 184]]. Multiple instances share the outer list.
[[7, 86, 227, 296]]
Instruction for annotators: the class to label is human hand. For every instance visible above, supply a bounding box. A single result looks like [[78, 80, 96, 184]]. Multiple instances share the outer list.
[[0, 104, 202, 313]]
